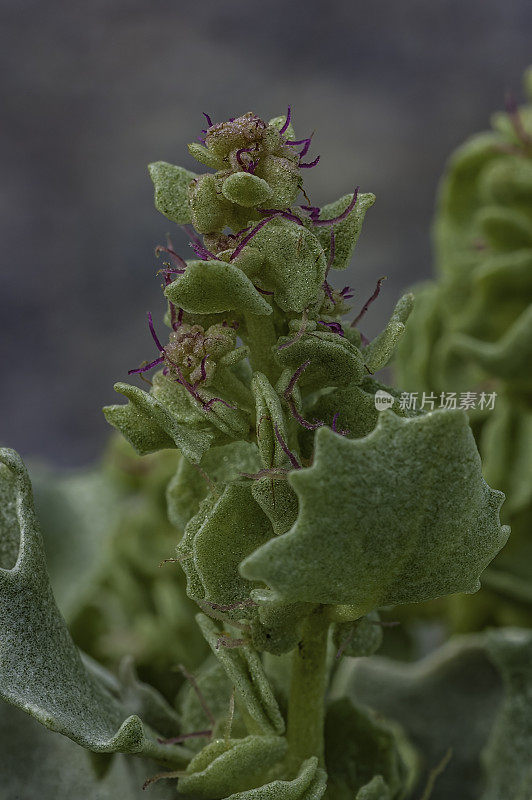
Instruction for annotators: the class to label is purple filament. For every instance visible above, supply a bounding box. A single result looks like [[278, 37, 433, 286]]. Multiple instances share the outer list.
[[189, 240, 219, 261], [158, 730, 212, 746], [325, 230, 336, 276], [230, 210, 306, 261], [312, 187, 359, 227], [285, 360, 311, 396], [317, 320, 344, 336], [148, 312, 164, 351], [192, 355, 208, 388], [278, 311, 309, 351], [259, 208, 305, 226], [128, 355, 164, 375], [279, 106, 291, 135], [299, 155, 320, 168], [287, 399, 324, 431], [273, 423, 301, 469], [236, 146, 258, 172], [351, 276, 386, 328], [155, 245, 188, 271], [203, 112, 213, 128], [203, 396, 237, 411], [253, 285, 275, 295], [322, 281, 335, 302]]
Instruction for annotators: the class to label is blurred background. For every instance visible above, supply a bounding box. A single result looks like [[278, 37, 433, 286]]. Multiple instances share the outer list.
[[1, 0, 531, 466]]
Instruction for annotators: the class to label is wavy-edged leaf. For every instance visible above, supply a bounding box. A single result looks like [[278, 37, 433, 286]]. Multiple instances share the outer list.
[[363, 293, 414, 373], [196, 614, 285, 736], [165, 259, 272, 316], [481, 629, 532, 800], [324, 698, 417, 799], [0, 701, 175, 800], [104, 382, 212, 463], [241, 411, 509, 611], [223, 757, 326, 799], [177, 734, 287, 798], [313, 192, 376, 271], [0, 449, 189, 768], [334, 634, 503, 800]]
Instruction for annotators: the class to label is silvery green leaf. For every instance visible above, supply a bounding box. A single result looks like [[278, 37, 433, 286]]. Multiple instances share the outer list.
[[481, 629, 532, 800], [241, 411, 508, 611], [0, 449, 189, 768], [196, 613, 285, 736], [0, 701, 175, 800]]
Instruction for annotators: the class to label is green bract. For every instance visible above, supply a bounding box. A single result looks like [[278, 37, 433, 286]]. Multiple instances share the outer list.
[[0, 105, 521, 798]]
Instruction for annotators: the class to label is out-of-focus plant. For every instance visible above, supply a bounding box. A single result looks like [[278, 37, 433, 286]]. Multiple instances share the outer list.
[[0, 107, 527, 800], [396, 68, 532, 632]]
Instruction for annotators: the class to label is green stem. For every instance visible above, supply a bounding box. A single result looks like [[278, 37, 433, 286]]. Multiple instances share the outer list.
[[286, 609, 330, 772], [244, 313, 280, 384]]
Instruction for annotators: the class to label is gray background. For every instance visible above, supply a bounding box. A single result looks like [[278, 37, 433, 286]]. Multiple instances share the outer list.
[[1, 0, 530, 466]]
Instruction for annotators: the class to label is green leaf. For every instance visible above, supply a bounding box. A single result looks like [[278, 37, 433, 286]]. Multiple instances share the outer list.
[[191, 483, 273, 613], [247, 218, 327, 312], [104, 382, 212, 463], [363, 293, 414, 373], [148, 161, 196, 225], [276, 328, 366, 390], [481, 629, 532, 800], [313, 192, 376, 271], [223, 757, 327, 799], [332, 611, 383, 659], [167, 441, 260, 530], [222, 172, 273, 207], [334, 634, 503, 800], [165, 259, 272, 316], [196, 614, 285, 736], [177, 735, 287, 798], [30, 466, 121, 619], [0, 701, 175, 800], [355, 776, 391, 800], [241, 411, 509, 611], [0, 449, 189, 768], [324, 698, 416, 799]]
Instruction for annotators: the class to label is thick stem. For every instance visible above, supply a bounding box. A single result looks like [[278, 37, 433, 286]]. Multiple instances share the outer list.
[[286, 609, 330, 772]]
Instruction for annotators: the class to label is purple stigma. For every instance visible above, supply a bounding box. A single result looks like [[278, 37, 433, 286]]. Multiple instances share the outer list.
[[128, 355, 164, 375], [253, 285, 275, 295], [317, 320, 344, 336], [300, 204, 321, 220], [189, 240, 219, 261], [340, 286, 354, 300], [299, 155, 320, 169], [312, 187, 359, 227], [230, 211, 304, 261], [273, 423, 301, 469], [351, 276, 387, 328], [203, 396, 237, 411], [236, 146, 258, 172], [279, 106, 292, 135], [285, 360, 311, 397], [259, 209, 304, 225], [325, 230, 336, 276], [147, 312, 164, 352], [202, 112, 213, 128]]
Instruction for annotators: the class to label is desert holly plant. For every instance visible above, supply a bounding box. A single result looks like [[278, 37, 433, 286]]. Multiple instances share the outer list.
[[0, 109, 516, 799], [396, 67, 532, 632]]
